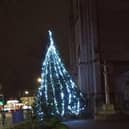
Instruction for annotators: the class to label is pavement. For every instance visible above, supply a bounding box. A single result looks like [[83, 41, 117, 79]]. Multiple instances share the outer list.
[[64, 113, 129, 129], [64, 119, 129, 129], [0, 112, 13, 129], [0, 112, 129, 129]]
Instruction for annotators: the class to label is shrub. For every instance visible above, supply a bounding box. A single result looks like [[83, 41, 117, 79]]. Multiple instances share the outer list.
[[40, 116, 69, 129], [5, 118, 69, 129]]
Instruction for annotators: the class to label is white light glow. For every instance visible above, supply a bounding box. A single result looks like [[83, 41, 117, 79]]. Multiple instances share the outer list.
[[36, 30, 86, 120]]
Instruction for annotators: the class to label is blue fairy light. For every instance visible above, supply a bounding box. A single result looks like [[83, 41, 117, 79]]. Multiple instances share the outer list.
[[36, 30, 86, 120]]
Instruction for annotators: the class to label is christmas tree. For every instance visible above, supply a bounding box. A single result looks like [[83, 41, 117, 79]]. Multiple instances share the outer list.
[[36, 30, 86, 120]]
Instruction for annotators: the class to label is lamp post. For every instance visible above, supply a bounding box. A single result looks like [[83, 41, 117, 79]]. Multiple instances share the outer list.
[[0, 84, 2, 91], [101, 61, 115, 115], [24, 90, 29, 108], [103, 61, 110, 105]]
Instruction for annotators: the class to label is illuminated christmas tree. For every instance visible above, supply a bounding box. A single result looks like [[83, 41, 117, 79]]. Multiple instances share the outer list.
[[36, 30, 86, 120]]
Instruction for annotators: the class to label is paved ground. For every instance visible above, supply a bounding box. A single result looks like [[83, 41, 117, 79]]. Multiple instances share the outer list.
[[0, 112, 129, 129], [0, 110, 32, 129], [64, 113, 129, 129], [0, 112, 13, 129], [64, 119, 129, 129]]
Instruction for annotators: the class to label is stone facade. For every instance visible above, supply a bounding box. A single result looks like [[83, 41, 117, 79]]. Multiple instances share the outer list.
[[69, 0, 129, 116], [69, 0, 102, 116]]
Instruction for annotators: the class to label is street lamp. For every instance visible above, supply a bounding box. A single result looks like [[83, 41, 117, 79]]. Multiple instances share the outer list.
[[25, 90, 29, 95], [37, 77, 42, 83], [24, 90, 30, 110]]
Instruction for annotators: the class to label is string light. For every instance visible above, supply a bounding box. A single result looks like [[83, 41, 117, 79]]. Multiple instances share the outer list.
[[36, 30, 86, 120]]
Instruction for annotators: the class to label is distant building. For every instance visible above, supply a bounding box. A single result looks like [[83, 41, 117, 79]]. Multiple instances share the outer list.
[[20, 96, 35, 108]]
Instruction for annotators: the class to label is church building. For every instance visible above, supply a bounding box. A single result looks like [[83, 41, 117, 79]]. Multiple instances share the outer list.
[[68, 0, 129, 117]]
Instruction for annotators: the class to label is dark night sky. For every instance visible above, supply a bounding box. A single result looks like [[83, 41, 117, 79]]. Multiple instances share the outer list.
[[1, 0, 129, 98], [0, 0, 70, 98]]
